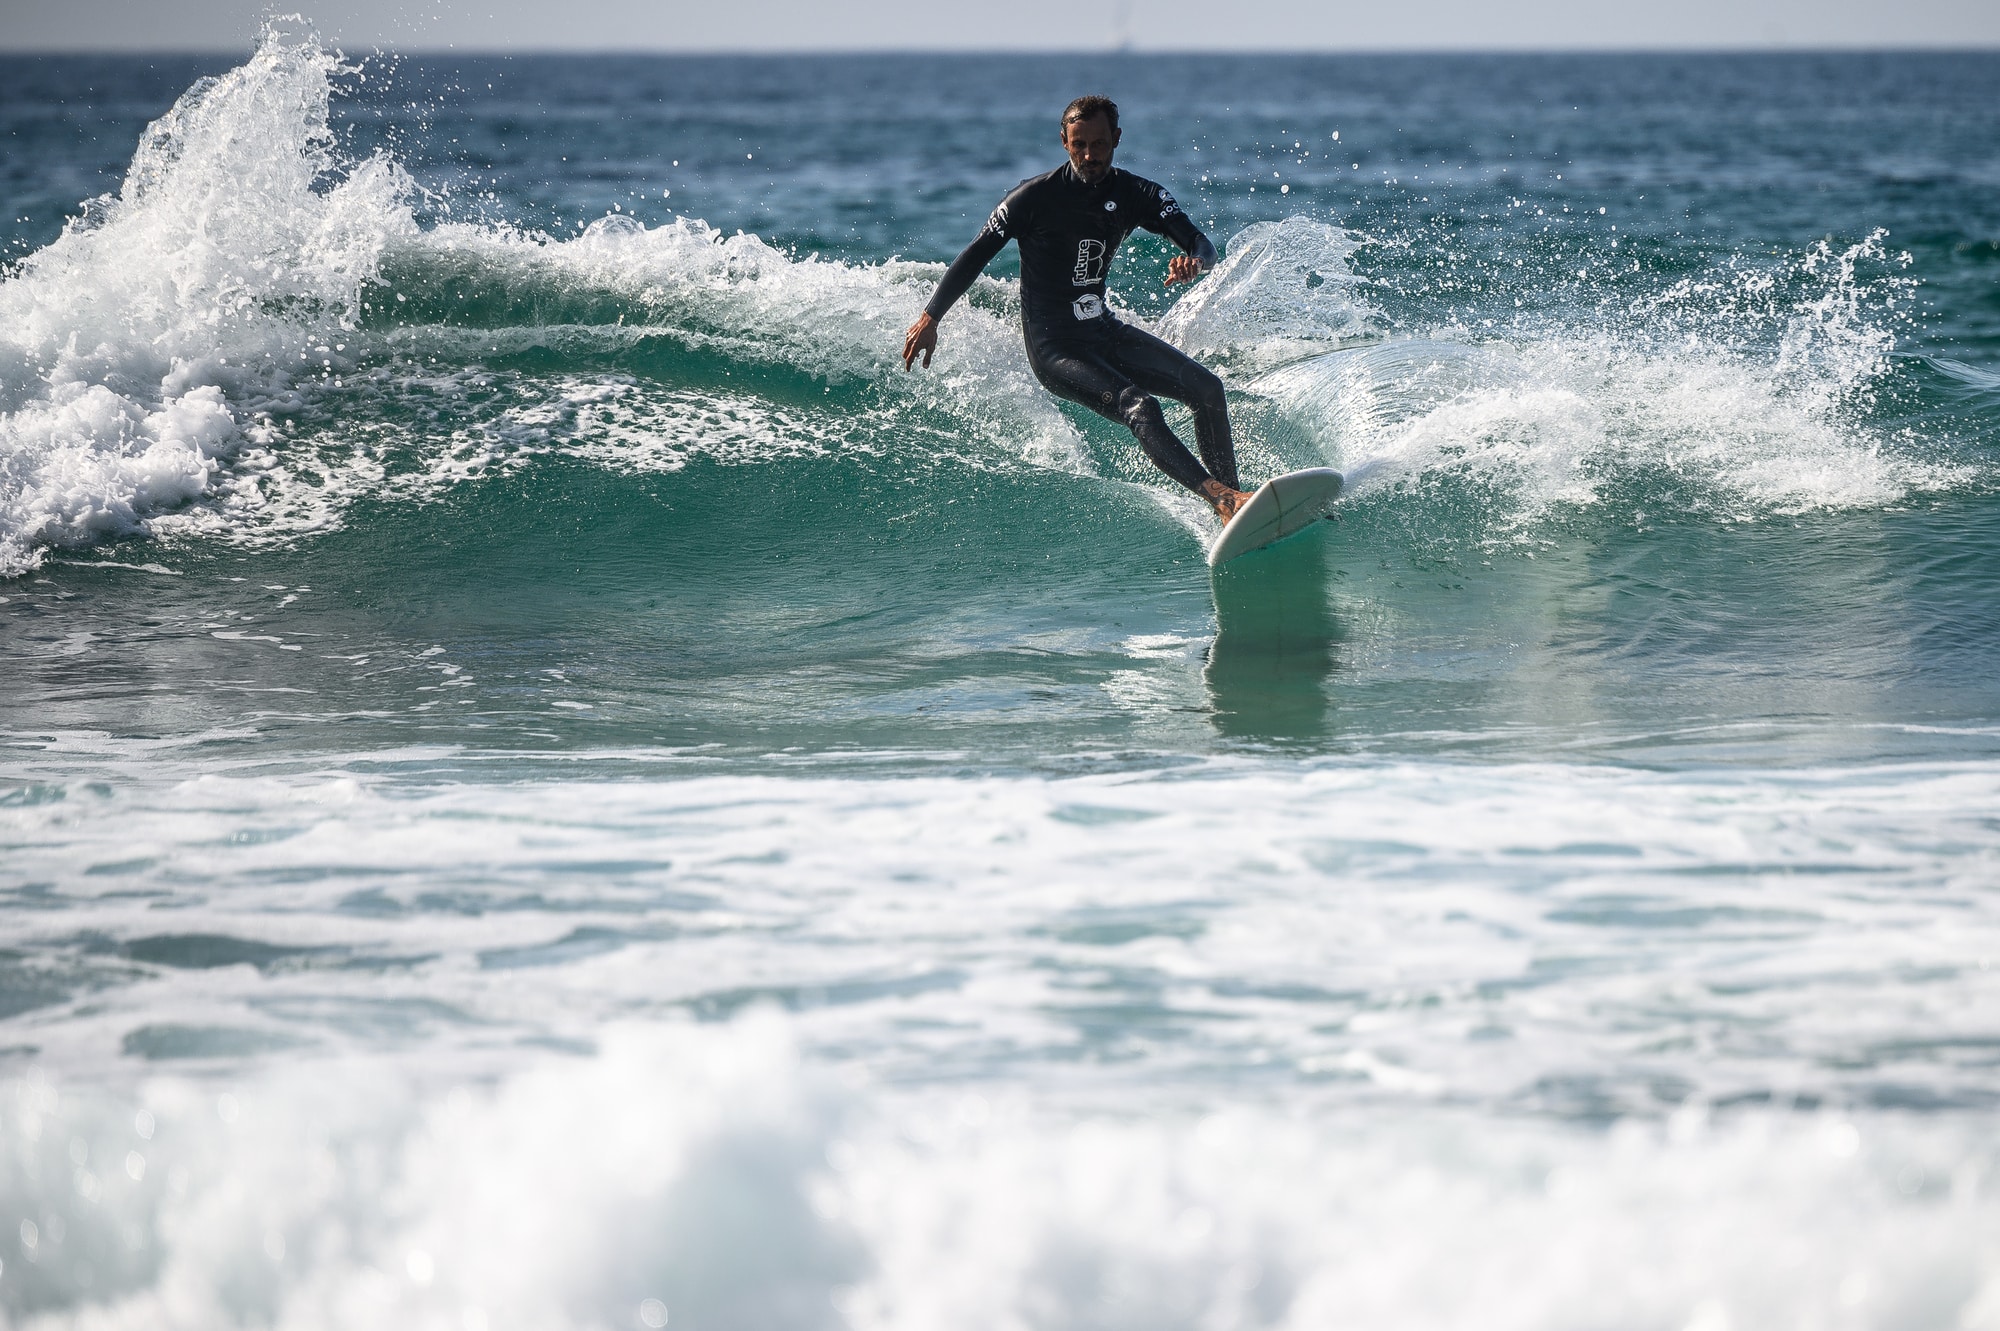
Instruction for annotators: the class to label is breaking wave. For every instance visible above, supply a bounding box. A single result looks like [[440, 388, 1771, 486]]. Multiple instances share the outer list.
[[0, 24, 1969, 578]]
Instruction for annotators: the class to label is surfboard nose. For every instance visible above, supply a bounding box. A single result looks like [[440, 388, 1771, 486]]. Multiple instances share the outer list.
[[1207, 467, 1345, 567]]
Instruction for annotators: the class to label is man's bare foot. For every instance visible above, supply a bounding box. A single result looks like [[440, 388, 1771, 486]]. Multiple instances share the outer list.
[[1200, 478, 1255, 522]]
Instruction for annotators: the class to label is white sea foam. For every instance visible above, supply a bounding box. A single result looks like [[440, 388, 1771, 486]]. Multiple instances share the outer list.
[[1254, 330, 1946, 526], [1201, 222, 1970, 528], [5, 744, 2000, 1326], [2, 1021, 1996, 1331], [0, 22, 416, 576], [5, 753, 1999, 1106]]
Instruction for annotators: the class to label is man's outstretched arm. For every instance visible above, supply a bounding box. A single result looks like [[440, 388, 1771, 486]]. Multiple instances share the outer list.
[[904, 211, 1012, 370]]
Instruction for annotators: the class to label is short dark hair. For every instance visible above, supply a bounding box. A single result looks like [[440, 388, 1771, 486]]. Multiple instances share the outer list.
[[1061, 95, 1119, 134]]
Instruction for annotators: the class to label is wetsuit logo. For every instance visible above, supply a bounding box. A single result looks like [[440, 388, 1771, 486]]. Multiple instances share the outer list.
[[1072, 238, 1106, 286], [1158, 189, 1182, 218], [981, 203, 1010, 239], [1071, 293, 1105, 320]]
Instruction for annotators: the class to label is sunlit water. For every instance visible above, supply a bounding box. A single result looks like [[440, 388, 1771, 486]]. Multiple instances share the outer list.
[[3, 31, 2000, 1331]]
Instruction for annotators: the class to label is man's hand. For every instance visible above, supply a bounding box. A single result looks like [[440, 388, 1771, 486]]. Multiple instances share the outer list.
[[1165, 254, 1208, 286], [902, 312, 938, 370]]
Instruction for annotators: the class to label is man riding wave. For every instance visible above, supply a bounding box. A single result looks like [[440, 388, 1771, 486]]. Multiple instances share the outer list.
[[902, 95, 1255, 522]]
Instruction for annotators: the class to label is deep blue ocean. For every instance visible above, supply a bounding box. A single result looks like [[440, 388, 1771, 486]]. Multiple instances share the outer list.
[[3, 29, 1999, 1330]]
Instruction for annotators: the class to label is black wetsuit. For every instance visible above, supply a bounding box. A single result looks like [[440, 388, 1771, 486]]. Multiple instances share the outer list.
[[924, 163, 1238, 492]]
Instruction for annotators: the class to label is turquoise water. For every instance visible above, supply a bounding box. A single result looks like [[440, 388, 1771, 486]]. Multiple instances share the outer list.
[[4, 31, 2000, 1330]]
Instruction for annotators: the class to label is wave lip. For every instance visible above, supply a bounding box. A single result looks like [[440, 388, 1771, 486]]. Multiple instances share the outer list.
[[0, 20, 415, 576]]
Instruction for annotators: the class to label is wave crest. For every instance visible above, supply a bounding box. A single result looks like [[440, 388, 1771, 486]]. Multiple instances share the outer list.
[[0, 20, 415, 575]]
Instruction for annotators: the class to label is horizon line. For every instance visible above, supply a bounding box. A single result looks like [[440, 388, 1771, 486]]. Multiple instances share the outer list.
[[5, 41, 2000, 57]]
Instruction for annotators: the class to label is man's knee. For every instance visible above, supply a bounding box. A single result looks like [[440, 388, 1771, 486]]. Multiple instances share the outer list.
[[1187, 365, 1227, 413], [1117, 385, 1163, 428]]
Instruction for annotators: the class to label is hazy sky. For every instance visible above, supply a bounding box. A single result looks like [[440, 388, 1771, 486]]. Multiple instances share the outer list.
[[5, 0, 1998, 51]]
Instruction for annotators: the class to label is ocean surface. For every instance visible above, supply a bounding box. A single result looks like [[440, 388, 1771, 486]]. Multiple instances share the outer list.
[[4, 29, 2000, 1330]]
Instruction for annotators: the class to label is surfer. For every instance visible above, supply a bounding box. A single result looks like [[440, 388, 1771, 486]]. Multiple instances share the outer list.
[[902, 95, 1254, 521]]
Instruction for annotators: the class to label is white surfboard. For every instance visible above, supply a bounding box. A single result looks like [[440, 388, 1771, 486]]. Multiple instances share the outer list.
[[1207, 467, 1345, 567]]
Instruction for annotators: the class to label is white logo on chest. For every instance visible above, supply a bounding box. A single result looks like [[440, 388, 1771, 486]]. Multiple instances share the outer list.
[[1104, 200, 1117, 211], [1072, 238, 1106, 286]]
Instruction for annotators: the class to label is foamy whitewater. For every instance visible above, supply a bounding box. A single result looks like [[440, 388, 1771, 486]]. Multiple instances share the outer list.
[[4, 28, 2000, 1331]]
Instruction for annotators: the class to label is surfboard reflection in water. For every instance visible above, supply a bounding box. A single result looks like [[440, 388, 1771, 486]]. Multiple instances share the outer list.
[[1204, 528, 1342, 741]]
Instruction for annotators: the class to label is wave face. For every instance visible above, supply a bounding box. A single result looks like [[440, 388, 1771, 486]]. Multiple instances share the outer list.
[[5, 38, 2000, 1331]]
